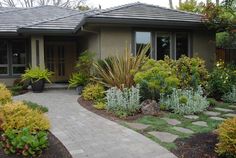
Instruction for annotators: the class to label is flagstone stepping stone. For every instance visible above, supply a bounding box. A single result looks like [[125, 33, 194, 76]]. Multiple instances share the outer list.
[[223, 113, 236, 118], [214, 107, 233, 112], [184, 115, 199, 120], [204, 111, 221, 116], [192, 121, 208, 127], [125, 122, 150, 130], [148, 131, 179, 143], [161, 118, 181, 125], [173, 127, 194, 134], [210, 117, 226, 121]]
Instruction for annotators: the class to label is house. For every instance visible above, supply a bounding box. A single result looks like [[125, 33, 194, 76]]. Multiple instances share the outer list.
[[0, 2, 216, 86]]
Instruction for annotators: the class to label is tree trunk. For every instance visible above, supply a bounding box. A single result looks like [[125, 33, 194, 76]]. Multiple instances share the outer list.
[[216, 0, 220, 6], [169, 0, 173, 9]]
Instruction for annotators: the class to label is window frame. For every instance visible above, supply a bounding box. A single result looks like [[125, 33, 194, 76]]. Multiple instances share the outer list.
[[154, 32, 172, 60], [134, 31, 152, 56], [0, 39, 28, 77]]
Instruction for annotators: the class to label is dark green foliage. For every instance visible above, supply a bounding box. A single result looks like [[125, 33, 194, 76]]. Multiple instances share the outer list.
[[0, 128, 48, 157], [23, 101, 48, 113]]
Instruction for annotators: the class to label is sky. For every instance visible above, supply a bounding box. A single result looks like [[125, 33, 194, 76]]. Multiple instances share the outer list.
[[86, 0, 221, 9]]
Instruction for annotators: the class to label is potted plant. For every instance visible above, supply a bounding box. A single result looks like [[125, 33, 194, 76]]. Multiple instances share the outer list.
[[68, 72, 87, 94], [22, 67, 53, 93]]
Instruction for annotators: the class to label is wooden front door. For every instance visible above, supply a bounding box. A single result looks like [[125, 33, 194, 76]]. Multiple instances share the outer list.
[[45, 42, 77, 82]]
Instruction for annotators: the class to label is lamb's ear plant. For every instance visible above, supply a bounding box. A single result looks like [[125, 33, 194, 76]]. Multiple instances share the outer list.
[[21, 67, 53, 83], [222, 85, 236, 103]]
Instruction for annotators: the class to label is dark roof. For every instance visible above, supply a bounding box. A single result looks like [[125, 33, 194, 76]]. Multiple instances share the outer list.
[[0, 2, 204, 34]]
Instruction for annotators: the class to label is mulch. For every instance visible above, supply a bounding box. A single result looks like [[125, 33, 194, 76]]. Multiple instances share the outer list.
[[0, 132, 72, 158], [172, 132, 226, 158]]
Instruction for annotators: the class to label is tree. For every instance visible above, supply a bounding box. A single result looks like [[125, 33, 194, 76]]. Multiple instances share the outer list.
[[169, 0, 173, 9], [0, 0, 87, 9], [178, 0, 203, 13]]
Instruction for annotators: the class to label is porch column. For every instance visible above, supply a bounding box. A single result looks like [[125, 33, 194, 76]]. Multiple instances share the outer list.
[[31, 36, 45, 69]]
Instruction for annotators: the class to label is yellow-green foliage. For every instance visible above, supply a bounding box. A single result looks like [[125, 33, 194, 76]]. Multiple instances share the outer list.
[[0, 102, 50, 132], [82, 84, 105, 101], [216, 117, 236, 157], [168, 56, 208, 89], [0, 83, 12, 105], [134, 59, 179, 94], [93, 102, 106, 110]]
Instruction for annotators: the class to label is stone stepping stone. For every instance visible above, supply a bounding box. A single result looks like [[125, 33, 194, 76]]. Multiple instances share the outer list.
[[148, 131, 179, 143], [204, 111, 221, 116], [125, 122, 150, 130], [173, 127, 194, 134], [210, 117, 226, 121], [214, 107, 233, 112], [184, 115, 199, 120], [192, 121, 208, 127], [223, 113, 236, 118], [161, 118, 181, 125], [229, 105, 236, 109]]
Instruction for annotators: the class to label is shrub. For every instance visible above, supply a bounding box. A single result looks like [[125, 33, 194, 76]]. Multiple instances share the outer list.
[[216, 117, 236, 157], [134, 59, 179, 101], [69, 51, 94, 88], [82, 83, 105, 101], [21, 67, 53, 83], [0, 102, 50, 132], [0, 128, 48, 157], [93, 102, 106, 110], [169, 56, 209, 89], [0, 83, 12, 105], [93, 45, 149, 89], [106, 85, 140, 118], [23, 101, 48, 113], [160, 86, 209, 114], [208, 62, 236, 99], [222, 85, 236, 103]]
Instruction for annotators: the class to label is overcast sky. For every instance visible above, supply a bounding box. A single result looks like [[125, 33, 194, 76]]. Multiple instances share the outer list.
[[86, 0, 222, 9]]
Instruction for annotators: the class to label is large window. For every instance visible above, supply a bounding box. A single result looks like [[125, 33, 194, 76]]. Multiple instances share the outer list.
[[0, 40, 8, 75], [156, 33, 171, 60], [0, 39, 27, 76], [176, 32, 189, 59], [135, 32, 151, 55]]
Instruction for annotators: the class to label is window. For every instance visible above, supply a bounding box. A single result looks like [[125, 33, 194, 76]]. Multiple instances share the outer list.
[[0, 39, 27, 76], [0, 40, 8, 75], [135, 32, 151, 55], [156, 33, 171, 60], [176, 33, 189, 59]]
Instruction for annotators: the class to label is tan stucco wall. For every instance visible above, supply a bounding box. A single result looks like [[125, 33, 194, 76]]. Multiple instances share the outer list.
[[100, 27, 132, 58], [192, 30, 216, 69], [31, 36, 45, 68]]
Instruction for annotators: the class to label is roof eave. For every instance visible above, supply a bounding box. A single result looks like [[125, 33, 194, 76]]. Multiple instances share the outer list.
[[17, 28, 75, 35], [86, 17, 205, 28]]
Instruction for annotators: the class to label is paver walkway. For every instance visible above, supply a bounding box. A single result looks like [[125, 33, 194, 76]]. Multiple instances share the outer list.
[[14, 90, 176, 158]]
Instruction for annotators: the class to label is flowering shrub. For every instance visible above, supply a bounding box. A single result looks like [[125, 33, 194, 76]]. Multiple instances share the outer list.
[[160, 86, 209, 114], [216, 117, 236, 157], [0, 83, 12, 105], [106, 85, 140, 118], [208, 61, 236, 99], [134, 59, 179, 101]]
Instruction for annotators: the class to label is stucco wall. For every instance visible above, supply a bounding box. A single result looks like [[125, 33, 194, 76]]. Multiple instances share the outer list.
[[100, 27, 132, 58], [192, 30, 216, 69]]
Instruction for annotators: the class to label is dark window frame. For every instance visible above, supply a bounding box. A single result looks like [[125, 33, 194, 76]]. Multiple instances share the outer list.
[[0, 39, 29, 77]]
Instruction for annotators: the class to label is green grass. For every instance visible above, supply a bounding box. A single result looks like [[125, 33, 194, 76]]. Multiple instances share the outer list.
[[23, 100, 48, 113], [124, 98, 232, 151]]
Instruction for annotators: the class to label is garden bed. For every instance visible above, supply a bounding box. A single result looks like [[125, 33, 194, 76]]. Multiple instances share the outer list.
[[0, 132, 72, 158], [78, 97, 148, 122]]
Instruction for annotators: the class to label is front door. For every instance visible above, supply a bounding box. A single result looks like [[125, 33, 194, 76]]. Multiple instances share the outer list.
[[45, 42, 77, 82]]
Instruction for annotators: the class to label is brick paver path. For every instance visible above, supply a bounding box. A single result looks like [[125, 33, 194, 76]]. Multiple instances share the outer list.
[[15, 90, 176, 158]]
